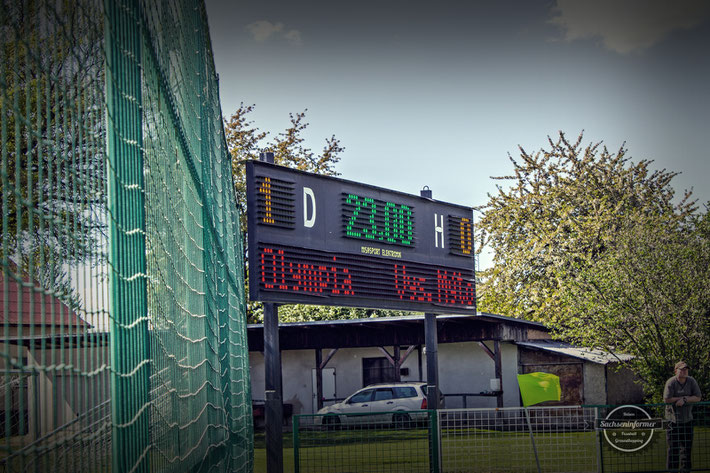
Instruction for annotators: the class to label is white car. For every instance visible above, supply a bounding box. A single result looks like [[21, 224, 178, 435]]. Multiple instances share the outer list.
[[315, 382, 443, 428]]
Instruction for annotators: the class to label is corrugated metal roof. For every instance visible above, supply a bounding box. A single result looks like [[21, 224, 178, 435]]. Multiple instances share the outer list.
[[515, 340, 634, 365]]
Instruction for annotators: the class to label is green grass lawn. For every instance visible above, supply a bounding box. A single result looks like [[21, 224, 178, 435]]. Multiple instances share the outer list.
[[253, 426, 710, 473], [254, 429, 429, 473], [253, 432, 294, 473]]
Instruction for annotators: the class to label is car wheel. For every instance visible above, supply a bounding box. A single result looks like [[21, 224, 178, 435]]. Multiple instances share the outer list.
[[392, 412, 410, 429], [323, 415, 340, 430]]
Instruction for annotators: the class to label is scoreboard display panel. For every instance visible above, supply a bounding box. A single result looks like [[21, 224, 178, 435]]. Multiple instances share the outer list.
[[246, 161, 476, 313]]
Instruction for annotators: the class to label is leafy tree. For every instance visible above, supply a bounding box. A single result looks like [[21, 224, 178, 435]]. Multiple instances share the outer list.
[[476, 131, 694, 321], [225, 103, 344, 234], [476, 131, 708, 399], [1, 2, 105, 310], [559, 207, 710, 400], [225, 104, 416, 323]]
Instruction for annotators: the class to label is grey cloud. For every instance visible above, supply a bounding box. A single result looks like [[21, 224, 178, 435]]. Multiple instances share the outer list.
[[550, 0, 710, 54], [246, 20, 303, 45], [284, 29, 302, 45]]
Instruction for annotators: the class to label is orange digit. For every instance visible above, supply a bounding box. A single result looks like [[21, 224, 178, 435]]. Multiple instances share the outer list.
[[460, 218, 472, 255], [260, 177, 273, 224]]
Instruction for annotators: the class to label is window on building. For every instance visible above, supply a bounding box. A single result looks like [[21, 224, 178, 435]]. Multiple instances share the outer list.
[[362, 357, 396, 386]]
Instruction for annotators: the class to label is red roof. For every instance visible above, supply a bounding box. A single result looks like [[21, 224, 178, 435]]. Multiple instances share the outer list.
[[0, 271, 90, 328]]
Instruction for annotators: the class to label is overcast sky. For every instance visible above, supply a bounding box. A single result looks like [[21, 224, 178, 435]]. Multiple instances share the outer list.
[[205, 0, 710, 264]]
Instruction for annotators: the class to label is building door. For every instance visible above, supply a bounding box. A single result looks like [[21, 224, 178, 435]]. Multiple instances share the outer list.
[[311, 368, 335, 414]]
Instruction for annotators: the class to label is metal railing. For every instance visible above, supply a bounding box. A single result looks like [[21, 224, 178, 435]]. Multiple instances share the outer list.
[[443, 392, 498, 408], [441, 406, 598, 473], [294, 410, 435, 473], [292, 402, 710, 473]]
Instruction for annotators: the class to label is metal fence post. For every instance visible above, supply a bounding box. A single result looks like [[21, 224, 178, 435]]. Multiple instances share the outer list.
[[105, 1, 150, 472], [595, 406, 604, 473], [429, 409, 440, 473], [293, 415, 300, 473]]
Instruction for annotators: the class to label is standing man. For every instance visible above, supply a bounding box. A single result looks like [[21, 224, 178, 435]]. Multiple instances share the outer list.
[[664, 361, 702, 473]]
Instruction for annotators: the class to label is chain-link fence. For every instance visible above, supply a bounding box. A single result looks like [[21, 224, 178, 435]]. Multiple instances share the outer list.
[[441, 406, 598, 473], [293, 403, 710, 473], [1, 1, 252, 472], [294, 411, 435, 473]]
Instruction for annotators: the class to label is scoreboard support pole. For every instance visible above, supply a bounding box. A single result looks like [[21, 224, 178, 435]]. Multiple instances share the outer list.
[[425, 312, 440, 409], [264, 303, 283, 473], [425, 310, 442, 473], [421, 185, 441, 411], [261, 152, 284, 473], [421, 187, 443, 471]]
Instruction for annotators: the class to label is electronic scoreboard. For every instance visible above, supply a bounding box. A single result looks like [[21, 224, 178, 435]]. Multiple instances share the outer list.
[[246, 161, 476, 313]]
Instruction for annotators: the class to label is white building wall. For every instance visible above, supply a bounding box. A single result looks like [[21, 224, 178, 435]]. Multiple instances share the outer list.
[[583, 362, 607, 405], [249, 340, 522, 415], [435, 341, 520, 409], [250, 346, 424, 415], [249, 351, 265, 400]]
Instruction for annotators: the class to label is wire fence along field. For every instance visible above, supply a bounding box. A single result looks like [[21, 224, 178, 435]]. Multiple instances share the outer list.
[[1, 1, 252, 472], [293, 404, 710, 473], [441, 406, 598, 473], [294, 411, 435, 473]]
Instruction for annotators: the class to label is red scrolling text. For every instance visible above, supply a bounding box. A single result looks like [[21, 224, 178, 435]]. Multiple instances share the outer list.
[[260, 248, 354, 295], [259, 247, 474, 307], [436, 270, 475, 306], [393, 265, 475, 306], [394, 264, 433, 302]]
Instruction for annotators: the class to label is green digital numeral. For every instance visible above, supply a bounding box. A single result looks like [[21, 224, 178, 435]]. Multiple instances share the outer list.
[[345, 194, 413, 246]]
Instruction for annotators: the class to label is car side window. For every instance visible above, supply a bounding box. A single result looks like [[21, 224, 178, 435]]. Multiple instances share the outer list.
[[374, 388, 394, 401], [348, 389, 373, 404], [393, 386, 416, 398]]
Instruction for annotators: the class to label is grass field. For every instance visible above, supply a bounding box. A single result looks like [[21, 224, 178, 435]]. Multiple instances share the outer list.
[[253, 426, 710, 473], [253, 432, 295, 473]]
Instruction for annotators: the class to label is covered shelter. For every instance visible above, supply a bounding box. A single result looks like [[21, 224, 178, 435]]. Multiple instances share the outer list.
[[247, 312, 553, 417]]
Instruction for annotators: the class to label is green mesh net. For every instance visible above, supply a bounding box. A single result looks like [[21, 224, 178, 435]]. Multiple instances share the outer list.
[[1, 1, 253, 471]]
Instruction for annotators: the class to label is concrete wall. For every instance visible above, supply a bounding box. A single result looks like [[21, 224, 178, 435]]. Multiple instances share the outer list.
[[437, 341, 520, 408], [583, 362, 607, 405], [250, 346, 424, 416], [250, 345, 646, 414], [249, 340, 521, 415], [583, 361, 644, 405], [607, 363, 645, 405]]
